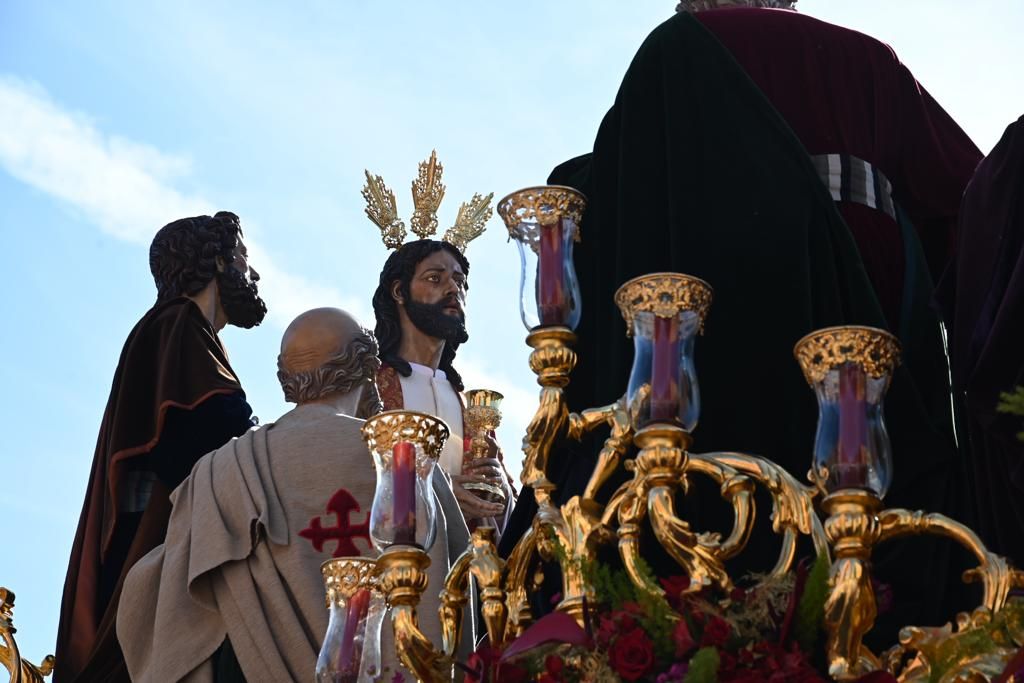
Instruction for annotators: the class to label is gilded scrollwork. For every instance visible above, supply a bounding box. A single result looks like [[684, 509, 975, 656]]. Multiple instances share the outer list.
[[376, 546, 452, 683], [614, 272, 713, 334], [520, 328, 577, 497], [882, 602, 1024, 683], [821, 491, 884, 681], [695, 451, 830, 572], [877, 508, 1017, 613], [794, 325, 901, 385], [566, 397, 634, 503]]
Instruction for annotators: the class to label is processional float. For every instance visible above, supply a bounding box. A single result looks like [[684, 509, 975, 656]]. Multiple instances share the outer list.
[[311, 185, 1024, 683], [2, 185, 1022, 683]]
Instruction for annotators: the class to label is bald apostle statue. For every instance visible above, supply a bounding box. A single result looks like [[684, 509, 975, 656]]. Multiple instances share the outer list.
[[117, 307, 474, 682]]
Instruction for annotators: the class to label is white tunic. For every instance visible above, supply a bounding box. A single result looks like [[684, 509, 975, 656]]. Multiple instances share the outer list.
[[398, 362, 466, 476]]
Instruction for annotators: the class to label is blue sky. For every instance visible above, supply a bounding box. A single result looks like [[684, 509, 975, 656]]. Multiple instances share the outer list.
[[1, 0, 1022, 666]]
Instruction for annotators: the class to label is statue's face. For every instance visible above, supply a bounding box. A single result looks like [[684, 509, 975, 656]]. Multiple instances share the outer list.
[[230, 239, 258, 281], [218, 237, 268, 328], [407, 250, 467, 320], [394, 248, 469, 345]]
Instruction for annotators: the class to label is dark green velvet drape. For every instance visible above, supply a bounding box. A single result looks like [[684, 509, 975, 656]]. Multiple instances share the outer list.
[[501, 12, 967, 640]]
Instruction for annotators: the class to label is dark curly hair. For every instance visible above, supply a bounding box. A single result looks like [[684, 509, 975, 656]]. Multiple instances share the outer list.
[[372, 239, 471, 391], [149, 211, 243, 301]]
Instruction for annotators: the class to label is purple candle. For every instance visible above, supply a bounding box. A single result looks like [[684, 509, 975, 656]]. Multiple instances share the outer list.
[[538, 219, 567, 326], [392, 441, 416, 545], [336, 588, 371, 682], [650, 315, 681, 423], [837, 363, 868, 488]]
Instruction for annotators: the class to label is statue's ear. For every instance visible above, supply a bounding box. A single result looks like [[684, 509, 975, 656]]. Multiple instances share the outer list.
[[390, 280, 404, 305], [215, 254, 227, 273]]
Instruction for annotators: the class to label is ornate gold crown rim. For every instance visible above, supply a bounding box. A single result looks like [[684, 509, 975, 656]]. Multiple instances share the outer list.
[[614, 272, 714, 336], [793, 325, 901, 385], [360, 409, 451, 461], [320, 557, 379, 606], [496, 185, 588, 234]]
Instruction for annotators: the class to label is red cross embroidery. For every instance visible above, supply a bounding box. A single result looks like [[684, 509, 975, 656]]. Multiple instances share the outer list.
[[299, 488, 371, 557]]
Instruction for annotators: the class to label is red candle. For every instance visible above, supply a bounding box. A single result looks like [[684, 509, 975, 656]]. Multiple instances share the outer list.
[[392, 441, 416, 545], [837, 363, 868, 488], [649, 315, 681, 423], [538, 219, 567, 326], [336, 587, 372, 682]]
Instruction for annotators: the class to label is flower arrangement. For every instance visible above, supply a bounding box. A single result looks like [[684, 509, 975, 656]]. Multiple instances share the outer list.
[[464, 553, 832, 683]]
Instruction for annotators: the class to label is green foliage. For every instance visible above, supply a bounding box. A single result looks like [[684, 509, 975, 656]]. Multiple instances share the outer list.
[[582, 555, 677, 662], [795, 553, 830, 652], [927, 599, 1024, 683], [631, 558, 678, 662], [997, 385, 1024, 441], [683, 647, 720, 683], [586, 557, 637, 612]]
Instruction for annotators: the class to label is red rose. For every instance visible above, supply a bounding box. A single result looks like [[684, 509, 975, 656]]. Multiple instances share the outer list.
[[700, 615, 732, 648], [545, 654, 564, 678], [660, 575, 691, 599], [537, 675, 558, 683], [672, 619, 696, 657], [607, 628, 654, 682], [618, 611, 637, 631]]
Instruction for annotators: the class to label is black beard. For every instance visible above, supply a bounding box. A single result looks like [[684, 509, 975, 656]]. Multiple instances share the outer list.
[[404, 298, 468, 345], [218, 268, 267, 329]]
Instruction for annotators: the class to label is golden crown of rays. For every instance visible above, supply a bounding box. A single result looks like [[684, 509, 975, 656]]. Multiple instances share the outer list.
[[361, 151, 493, 252]]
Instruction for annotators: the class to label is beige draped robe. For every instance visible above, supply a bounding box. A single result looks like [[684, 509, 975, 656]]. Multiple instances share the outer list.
[[117, 403, 473, 682]]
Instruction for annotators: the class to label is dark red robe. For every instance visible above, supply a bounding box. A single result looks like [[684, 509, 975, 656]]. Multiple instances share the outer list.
[[55, 297, 253, 682], [937, 115, 1024, 566], [696, 7, 981, 325]]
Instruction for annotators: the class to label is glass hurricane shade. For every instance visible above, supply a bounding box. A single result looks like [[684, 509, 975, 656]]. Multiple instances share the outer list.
[[497, 186, 586, 331], [794, 326, 900, 498], [361, 410, 450, 551], [316, 559, 385, 683], [615, 273, 712, 432]]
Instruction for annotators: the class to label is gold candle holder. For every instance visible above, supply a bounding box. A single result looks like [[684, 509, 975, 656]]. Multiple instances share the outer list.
[[462, 389, 507, 505], [794, 325, 900, 680], [316, 558, 382, 683]]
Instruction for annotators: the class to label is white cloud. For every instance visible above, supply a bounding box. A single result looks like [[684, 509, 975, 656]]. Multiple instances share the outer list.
[[0, 76, 210, 241], [0, 75, 359, 330]]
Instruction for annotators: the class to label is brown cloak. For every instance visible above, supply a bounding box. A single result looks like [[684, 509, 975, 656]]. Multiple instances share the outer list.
[[55, 297, 245, 682]]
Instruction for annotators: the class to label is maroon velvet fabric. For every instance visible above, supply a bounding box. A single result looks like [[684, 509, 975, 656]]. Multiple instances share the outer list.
[[695, 7, 981, 325], [936, 115, 1024, 565]]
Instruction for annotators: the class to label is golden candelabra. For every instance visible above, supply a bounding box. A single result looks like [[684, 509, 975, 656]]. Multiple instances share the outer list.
[[0, 589, 54, 683], [343, 186, 1024, 682]]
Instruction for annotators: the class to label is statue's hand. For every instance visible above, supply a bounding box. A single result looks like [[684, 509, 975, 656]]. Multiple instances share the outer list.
[[451, 474, 507, 520], [463, 456, 503, 482]]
